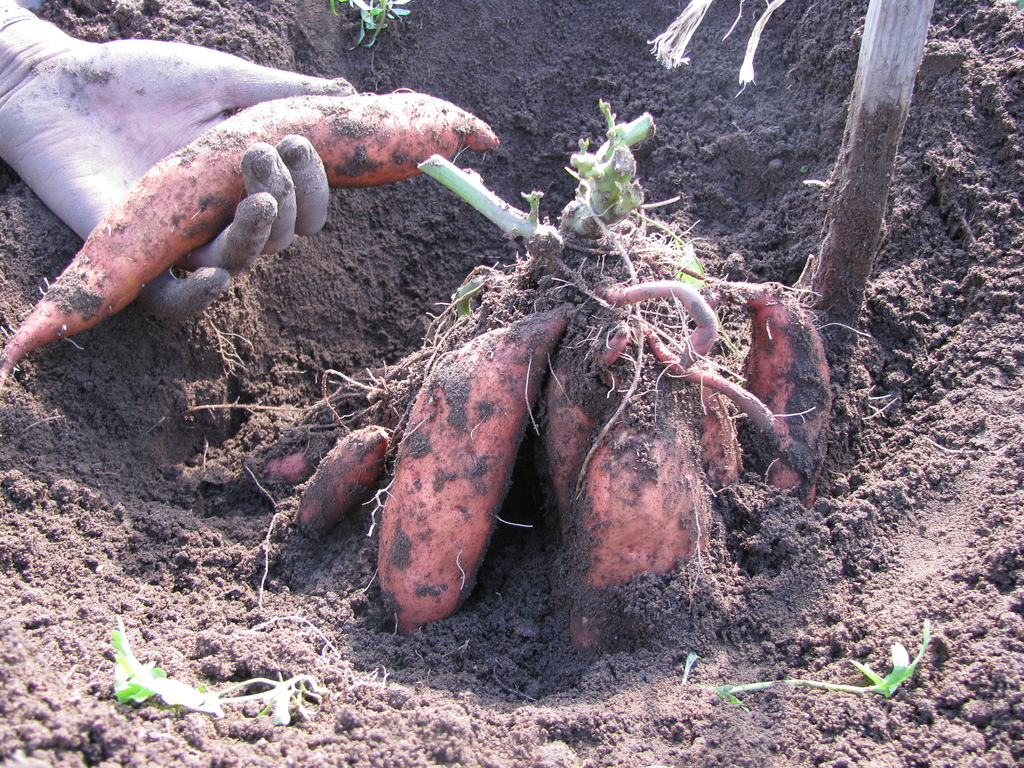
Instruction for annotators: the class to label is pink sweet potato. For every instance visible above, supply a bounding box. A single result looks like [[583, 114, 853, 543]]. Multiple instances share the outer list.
[[263, 452, 315, 484], [742, 290, 831, 504], [378, 308, 568, 635], [566, 406, 712, 649], [0, 92, 499, 391], [699, 390, 741, 491], [296, 426, 390, 538], [539, 350, 597, 528]]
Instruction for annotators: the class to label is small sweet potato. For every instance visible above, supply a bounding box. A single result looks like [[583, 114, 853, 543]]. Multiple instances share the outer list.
[[538, 349, 597, 529], [699, 390, 741, 491], [378, 308, 568, 635], [297, 426, 390, 538], [743, 290, 831, 504], [0, 92, 499, 391], [263, 452, 315, 484]]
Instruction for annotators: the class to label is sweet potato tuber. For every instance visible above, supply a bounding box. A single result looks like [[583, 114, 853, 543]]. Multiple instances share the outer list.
[[567, 399, 712, 648], [0, 92, 499, 391], [378, 308, 569, 635], [742, 289, 831, 504], [296, 426, 390, 538], [539, 349, 597, 527], [263, 452, 315, 484], [699, 390, 741, 491], [639, 285, 831, 506]]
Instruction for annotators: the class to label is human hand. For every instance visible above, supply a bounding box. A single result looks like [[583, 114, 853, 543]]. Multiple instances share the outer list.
[[0, 3, 354, 315]]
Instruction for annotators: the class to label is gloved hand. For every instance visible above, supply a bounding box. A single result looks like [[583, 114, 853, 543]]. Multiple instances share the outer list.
[[0, 1, 354, 316]]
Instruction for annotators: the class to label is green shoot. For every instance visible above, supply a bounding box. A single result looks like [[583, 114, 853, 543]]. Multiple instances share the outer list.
[[331, 0, 411, 49], [787, 619, 932, 698], [112, 618, 224, 716], [418, 155, 565, 262], [112, 618, 320, 725], [686, 620, 932, 705], [420, 103, 653, 244], [707, 681, 775, 711], [681, 651, 764, 710], [451, 267, 495, 317], [561, 101, 653, 237], [418, 155, 537, 240], [681, 651, 700, 683], [421, 102, 659, 265]]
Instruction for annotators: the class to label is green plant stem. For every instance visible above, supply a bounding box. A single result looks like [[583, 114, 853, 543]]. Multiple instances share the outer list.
[[608, 113, 654, 150], [693, 620, 932, 705], [418, 155, 536, 239], [709, 681, 775, 695]]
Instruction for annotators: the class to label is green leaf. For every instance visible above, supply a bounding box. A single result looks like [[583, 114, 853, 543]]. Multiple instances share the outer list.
[[849, 659, 886, 687], [681, 651, 700, 684], [112, 618, 224, 717], [870, 620, 931, 698], [713, 686, 748, 710]]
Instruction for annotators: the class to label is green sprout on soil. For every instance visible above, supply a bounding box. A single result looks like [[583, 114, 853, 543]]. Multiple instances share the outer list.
[[330, 0, 411, 48], [112, 618, 320, 725], [684, 620, 932, 709]]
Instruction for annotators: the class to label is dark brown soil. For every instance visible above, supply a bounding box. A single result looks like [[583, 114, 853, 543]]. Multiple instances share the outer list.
[[2, 1, 1022, 766]]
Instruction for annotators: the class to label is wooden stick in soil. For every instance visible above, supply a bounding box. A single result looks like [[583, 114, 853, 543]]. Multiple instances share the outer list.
[[812, 0, 935, 328]]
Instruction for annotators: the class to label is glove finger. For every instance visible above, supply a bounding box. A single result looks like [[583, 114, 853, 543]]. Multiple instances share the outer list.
[[137, 268, 232, 318], [277, 135, 329, 236], [215, 64, 356, 108], [181, 192, 278, 275], [242, 142, 298, 254]]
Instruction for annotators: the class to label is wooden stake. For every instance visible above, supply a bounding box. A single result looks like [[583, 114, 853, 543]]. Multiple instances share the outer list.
[[812, 0, 935, 327]]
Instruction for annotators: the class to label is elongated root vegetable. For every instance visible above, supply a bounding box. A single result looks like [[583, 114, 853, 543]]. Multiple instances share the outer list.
[[297, 426, 390, 538], [540, 331, 714, 648], [263, 452, 315, 484], [700, 390, 741, 490], [0, 92, 499, 391], [740, 287, 831, 505], [539, 349, 597, 524], [378, 308, 569, 635], [566, 399, 712, 649], [631, 280, 831, 505]]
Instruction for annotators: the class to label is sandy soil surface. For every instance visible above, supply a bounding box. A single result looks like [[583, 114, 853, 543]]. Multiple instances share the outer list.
[[1, 0, 1022, 766]]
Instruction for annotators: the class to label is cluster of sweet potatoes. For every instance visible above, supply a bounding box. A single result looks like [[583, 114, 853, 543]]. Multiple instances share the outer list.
[[292, 220, 832, 647]]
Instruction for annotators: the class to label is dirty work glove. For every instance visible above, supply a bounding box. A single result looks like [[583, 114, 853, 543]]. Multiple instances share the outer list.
[[0, 1, 353, 317]]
